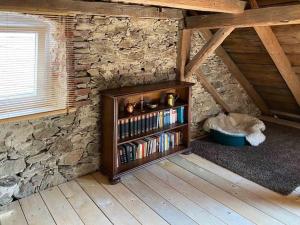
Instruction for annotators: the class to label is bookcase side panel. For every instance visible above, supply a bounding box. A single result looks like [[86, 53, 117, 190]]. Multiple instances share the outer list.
[[101, 95, 118, 179]]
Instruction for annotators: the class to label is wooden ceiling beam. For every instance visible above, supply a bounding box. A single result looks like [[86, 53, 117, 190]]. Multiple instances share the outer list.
[[201, 29, 271, 115], [111, 0, 246, 14], [186, 5, 300, 29], [185, 27, 234, 79], [0, 0, 183, 19], [249, 0, 300, 106]]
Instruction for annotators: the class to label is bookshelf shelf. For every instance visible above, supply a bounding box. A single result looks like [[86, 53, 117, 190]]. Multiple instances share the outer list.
[[118, 102, 188, 120], [101, 81, 194, 184], [117, 145, 186, 175], [118, 123, 188, 145]]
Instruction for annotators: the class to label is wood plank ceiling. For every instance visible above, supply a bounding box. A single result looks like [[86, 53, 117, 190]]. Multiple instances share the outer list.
[[183, 0, 300, 120], [220, 0, 300, 116]]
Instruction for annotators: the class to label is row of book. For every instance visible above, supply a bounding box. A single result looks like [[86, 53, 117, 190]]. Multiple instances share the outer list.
[[118, 106, 185, 140], [118, 131, 183, 166]]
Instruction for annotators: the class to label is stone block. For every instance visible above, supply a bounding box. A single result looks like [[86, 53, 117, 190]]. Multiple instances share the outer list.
[[0, 159, 26, 178], [26, 152, 52, 165], [0, 176, 20, 205], [58, 149, 84, 166]]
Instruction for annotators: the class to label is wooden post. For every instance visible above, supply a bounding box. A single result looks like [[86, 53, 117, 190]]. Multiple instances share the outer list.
[[177, 29, 192, 81]]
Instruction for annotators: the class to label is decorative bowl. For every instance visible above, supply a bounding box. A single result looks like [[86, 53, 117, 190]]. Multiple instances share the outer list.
[[147, 103, 158, 109]]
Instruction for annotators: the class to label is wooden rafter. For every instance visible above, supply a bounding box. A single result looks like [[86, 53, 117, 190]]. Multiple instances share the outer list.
[[196, 71, 231, 113], [249, 0, 300, 106], [260, 116, 300, 130], [200, 29, 271, 115], [185, 5, 300, 30], [111, 0, 246, 14], [0, 0, 183, 19], [185, 27, 234, 79], [177, 29, 192, 81]]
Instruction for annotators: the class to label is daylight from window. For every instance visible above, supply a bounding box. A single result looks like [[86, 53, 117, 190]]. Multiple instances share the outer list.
[[0, 32, 38, 101]]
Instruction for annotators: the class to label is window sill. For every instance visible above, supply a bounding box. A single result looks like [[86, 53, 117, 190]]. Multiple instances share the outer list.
[[0, 108, 77, 125]]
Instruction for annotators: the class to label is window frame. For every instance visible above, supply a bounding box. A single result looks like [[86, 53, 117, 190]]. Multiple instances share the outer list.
[[0, 26, 51, 116]]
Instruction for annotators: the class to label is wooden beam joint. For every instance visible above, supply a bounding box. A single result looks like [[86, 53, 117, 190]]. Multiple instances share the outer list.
[[185, 27, 234, 78]]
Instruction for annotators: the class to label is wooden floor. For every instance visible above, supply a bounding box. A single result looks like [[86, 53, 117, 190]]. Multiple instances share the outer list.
[[1, 154, 300, 225]]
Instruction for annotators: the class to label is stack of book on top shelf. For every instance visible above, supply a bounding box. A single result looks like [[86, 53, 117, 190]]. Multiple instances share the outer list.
[[118, 106, 185, 140], [118, 131, 183, 166]]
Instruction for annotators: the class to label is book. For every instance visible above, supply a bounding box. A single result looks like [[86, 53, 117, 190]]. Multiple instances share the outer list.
[[149, 113, 153, 131], [153, 112, 158, 129], [120, 130, 183, 164], [171, 109, 177, 124], [146, 114, 150, 132], [141, 115, 145, 133], [137, 116, 141, 135], [120, 119, 125, 139], [134, 116, 138, 136], [118, 120, 121, 140], [177, 106, 185, 123], [124, 119, 129, 138], [159, 111, 163, 128], [129, 118, 134, 137]]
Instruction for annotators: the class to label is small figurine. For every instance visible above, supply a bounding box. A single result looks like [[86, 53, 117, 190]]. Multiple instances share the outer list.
[[125, 102, 137, 114]]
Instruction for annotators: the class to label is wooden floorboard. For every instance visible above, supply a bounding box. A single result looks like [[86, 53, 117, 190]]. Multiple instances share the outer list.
[[170, 155, 300, 225], [58, 180, 112, 225], [160, 159, 283, 225], [181, 154, 300, 217], [76, 175, 140, 225], [134, 168, 226, 225], [146, 164, 255, 225], [19, 193, 56, 225], [122, 174, 198, 225], [92, 172, 169, 225], [40, 186, 84, 225], [0, 201, 28, 225], [2, 153, 299, 225]]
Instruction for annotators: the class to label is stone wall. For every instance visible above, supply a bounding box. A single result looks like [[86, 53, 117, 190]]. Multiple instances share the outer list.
[[0, 14, 259, 205]]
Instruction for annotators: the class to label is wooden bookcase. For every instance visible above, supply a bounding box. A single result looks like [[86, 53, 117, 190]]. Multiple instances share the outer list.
[[101, 81, 194, 183]]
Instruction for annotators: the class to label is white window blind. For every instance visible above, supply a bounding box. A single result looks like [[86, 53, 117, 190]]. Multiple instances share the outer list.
[[0, 13, 75, 120]]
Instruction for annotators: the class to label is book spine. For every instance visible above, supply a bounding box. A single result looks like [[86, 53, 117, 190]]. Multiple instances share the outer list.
[[125, 119, 129, 138], [123, 146, 127, 163], [146, 114, 150, 132], [134, 117, 138, 136], [153, 112, 157, 129], [141, 115, 145, 133], [129, 118, 133, 137], [181, 106, 185, 123], [137, 116, 141, 135], [119, 147, 123, 164], [118, 120, 121, 140], [159, 111, 163, 128], [149, 113, 153, 131], [120, 120, 125, 139]]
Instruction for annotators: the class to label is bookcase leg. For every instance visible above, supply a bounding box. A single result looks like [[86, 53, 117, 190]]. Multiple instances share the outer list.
[[182, 148, 192, 155], [110, 177, 121, 185]]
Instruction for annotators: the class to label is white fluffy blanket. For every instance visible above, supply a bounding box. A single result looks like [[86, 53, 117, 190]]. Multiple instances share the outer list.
[[203, 113, 266, 146]]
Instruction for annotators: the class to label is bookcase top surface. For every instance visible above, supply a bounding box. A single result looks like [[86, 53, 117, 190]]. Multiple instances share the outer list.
[[100, 81, 194, 98]]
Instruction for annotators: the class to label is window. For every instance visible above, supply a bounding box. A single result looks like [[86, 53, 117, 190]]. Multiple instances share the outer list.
[[0, 13, 75, 120]]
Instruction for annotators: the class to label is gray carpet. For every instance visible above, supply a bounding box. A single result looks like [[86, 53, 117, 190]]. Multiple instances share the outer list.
[[192, 122, 300, 195]]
